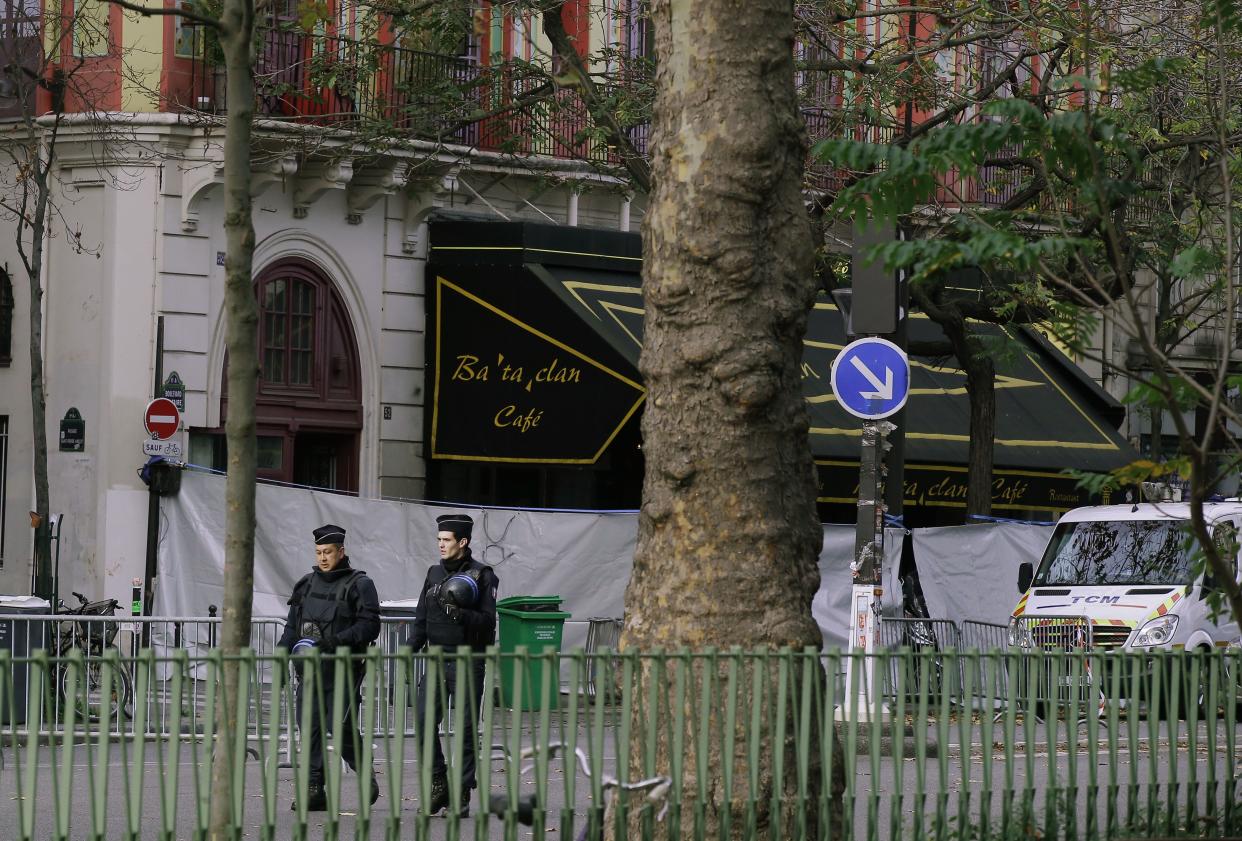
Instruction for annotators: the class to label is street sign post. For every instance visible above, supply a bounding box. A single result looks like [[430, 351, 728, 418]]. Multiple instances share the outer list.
[[831, 337, 909, 722], [143, 398, 181, 440]]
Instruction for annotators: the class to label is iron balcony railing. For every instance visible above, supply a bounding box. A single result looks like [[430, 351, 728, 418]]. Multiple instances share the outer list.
[[168, 29, 651, 165], [166, 28, 1063, 214]]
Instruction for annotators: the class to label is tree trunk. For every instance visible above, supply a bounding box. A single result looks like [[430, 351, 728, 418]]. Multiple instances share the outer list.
[[963, 349, 996, 517], [620, 0, 834, 836], [926, 305, 994, 518], [941, 316, 994, 517], [27, 147, 52, 601], [208, 0, 258, 837]]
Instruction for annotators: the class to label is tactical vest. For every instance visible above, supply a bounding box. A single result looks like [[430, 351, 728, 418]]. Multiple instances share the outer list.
[[295, 569, 364, 643], [424, 559, 495, 650]]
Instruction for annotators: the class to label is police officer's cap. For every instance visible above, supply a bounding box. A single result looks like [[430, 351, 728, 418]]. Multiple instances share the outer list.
[[436, 513, 473, 539], [313, 524, 346, 545]]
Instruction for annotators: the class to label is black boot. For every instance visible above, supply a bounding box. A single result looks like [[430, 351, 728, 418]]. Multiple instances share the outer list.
[[292, 783, 327, 812], [428, 774, 449, 815], [369, 775, 380, 806]]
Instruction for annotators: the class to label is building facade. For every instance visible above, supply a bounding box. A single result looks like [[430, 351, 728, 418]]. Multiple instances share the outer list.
[[0, 0, 647, 597]]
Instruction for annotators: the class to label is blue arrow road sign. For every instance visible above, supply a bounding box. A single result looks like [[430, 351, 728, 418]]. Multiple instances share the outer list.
[[830, 337, 910, 420]]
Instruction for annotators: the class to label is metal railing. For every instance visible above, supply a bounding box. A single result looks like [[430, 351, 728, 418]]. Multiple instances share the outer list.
[[0, 646, 1237, 840], [0, 612, 625, 740], [169, 29, 650, 166]]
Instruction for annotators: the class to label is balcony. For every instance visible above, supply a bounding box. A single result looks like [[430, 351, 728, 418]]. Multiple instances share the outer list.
[[0, 32, 41, 120], [170, 30, 650, 167], [804, 109, 1075, 214], [169, 30, 1073, 217]]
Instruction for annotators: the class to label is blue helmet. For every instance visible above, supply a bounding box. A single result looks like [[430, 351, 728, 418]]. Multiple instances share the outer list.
[[439, 573, 480, 608]]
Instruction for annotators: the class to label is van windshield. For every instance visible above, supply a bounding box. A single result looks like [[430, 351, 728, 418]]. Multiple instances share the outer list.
[[1034, 520, 1196, 586]]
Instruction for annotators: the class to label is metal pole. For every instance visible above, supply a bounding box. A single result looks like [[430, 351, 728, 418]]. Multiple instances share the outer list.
[[142, 316, 164, 647], [884, 265, 908, 518], [51, 514, 62, 612], [842, 419, 893, 721]]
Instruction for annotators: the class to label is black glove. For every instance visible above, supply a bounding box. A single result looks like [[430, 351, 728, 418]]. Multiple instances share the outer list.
[[442, 603, 462, 622], [320, 631, 339, 651]]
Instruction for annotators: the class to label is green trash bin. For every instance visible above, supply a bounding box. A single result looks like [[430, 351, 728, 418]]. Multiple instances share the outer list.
[[496, 596, 571, 710]]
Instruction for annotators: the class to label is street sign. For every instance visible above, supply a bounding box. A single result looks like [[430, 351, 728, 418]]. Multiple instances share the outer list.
[[59, 407, 85, 452], [161, 371, 185, 411], [830, 337, 910, 420], [142, 438, 183, 459], [144, 398, 181, 440]]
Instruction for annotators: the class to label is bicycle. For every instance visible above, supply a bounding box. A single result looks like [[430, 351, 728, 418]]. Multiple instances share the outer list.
[[488, 741, 671, 841], [50, 591, 134, 723]]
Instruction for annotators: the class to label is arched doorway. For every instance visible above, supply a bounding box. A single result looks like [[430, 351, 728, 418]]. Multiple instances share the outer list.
[[197, 259, 363, 492]]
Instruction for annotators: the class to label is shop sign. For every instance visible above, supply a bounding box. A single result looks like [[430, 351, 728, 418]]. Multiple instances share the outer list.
[[430, 277, 646, 464]]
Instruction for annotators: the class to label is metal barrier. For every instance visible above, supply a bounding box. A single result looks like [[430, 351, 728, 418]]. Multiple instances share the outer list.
[[0, 647, 1237, 841], [583, 617, 623, 702], [878, 617, 963, 703], [960, 621, 1013, 708], [0, 613, 288, 739], [1008, 616, 1099, 715], [960, 619, 1010, 650]]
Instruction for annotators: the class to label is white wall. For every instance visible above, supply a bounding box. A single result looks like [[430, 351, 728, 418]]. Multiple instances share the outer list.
[[0, 204, 35, 594]]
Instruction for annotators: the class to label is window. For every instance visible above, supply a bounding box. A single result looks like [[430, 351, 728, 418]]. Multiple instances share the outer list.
[[173, 2, 201, 58], [216, 260, 362, 493], [1034, 520, 1197, 586], [0, 416, 7, 568], [0, 270, 12, 366], [72, 0, 110, 58], [1, 0, 40, 117], [187, 432, 285, 472], [512, 10, 533, 62], [1207, 521, 1239, 590], [622, 0, 650, 60], [2, 0, 39, 38], [260, 277, 316, 388]]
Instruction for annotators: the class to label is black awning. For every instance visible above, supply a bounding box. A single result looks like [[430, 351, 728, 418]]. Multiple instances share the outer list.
[[802, 308, 1135, 472], [426, 219, 645, 464], [426, 218, 1136, 478]]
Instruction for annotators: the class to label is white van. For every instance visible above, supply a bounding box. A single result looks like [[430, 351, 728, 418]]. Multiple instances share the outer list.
[[1009, 502, 1242, 652]]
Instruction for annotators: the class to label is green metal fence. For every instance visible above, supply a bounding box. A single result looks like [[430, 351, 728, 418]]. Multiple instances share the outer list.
[[0, 647, 1238, 840]]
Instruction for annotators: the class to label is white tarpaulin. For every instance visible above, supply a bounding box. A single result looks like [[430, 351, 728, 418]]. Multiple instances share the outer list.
[[156, 471, 894, 650], [156, 472, 639, 651], [911, 522, 1053, 627]]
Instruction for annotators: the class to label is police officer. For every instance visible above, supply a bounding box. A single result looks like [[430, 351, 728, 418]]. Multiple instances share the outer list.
[[278, 524, 382, 812], [411, 513, 498, 816]]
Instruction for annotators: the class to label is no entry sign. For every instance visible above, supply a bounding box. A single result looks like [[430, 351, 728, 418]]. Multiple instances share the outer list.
[[144, 398, 181, 440]]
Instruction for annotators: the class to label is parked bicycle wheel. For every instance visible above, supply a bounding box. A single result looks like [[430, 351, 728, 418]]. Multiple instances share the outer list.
[[58, 658, 134, 723]]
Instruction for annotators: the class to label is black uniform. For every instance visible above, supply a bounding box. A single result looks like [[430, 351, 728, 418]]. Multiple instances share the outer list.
[[278, 560, 381, 788], [410, 549, 498, 793]]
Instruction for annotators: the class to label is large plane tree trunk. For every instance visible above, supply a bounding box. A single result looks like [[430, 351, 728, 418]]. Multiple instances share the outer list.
[[619, 0, 836, 836]]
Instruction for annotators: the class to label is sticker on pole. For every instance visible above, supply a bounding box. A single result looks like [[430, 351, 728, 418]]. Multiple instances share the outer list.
[[144, 398, 181, 440], [830, 337, 910, 420]]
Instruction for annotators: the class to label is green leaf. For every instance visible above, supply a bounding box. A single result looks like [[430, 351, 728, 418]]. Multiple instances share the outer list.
[[1108, 57, 1193, 93]]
